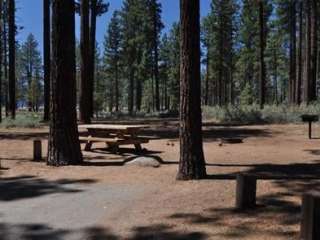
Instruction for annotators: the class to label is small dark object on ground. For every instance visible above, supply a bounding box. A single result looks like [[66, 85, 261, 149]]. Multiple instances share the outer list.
[[159, 110, 179, 118], [220, 138, 244, 144]]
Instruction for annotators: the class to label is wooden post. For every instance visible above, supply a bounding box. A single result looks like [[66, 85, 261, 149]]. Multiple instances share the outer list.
[[308, 121, 312, 139], [33, 139, 42, 161], [236, 174, 257, 210], [300, 193, 320, 240]]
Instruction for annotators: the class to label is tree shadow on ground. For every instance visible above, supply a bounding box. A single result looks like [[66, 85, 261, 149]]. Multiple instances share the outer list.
[[207, 161, 320, 180], [0, 223, 207, 240], [140, 126, 272, 141], [0, 132, 48, 141], [304, 149, 320, 155], [194, 161, 320, 238], [81, 146, 163, 167], [0, 175, 97, 201], [167, 186, 303, 238]]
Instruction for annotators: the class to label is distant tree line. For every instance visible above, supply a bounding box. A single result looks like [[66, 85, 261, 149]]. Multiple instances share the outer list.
[[0, 0, 319, 124], [202, 0, 319, 108]]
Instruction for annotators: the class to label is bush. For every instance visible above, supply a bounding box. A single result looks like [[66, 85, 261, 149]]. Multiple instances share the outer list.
[[203, 103, 320, 124], [0, 112, 42, 128]]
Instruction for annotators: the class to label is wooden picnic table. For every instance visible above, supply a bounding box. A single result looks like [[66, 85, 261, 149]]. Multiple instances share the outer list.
[[79, 124, 150, 152]]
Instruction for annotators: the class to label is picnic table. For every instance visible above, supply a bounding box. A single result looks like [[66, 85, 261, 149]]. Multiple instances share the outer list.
[[79, 124, 150, 152]]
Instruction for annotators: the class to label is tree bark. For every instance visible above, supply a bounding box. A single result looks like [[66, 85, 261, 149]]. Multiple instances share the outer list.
[[204, 49, 209, 106], [136, 77, 142, 111], [128, 67, 134, 114], [8, 0, 15, 119], [296, 0, 303, 105], [310, 0, 318, 101], [3, 4, 8, 117], [89, 0, 97, 117], [115, 63, 119, 112], [43, 0, 51, 121], [80, 0, 91, 123], [0, 0, 2, 123], [259, 0, 266, 109], [47, 0, 83, 166], [177, 0, 207, 180], [304, 0, 318, 103], [289, 0, 297, 104], [152, 6, 160, 112]]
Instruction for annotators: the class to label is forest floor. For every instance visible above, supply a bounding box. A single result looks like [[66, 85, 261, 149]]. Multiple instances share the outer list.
[[0, 122, 320, 239]]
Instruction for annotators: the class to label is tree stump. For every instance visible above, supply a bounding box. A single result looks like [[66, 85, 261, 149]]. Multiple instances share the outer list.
[[236, 174, 257, 210], [300, 192, 320, 240], [33, 140, 42, 161]]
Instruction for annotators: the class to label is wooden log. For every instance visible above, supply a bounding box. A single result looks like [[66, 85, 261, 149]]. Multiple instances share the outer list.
[[300, 192, 320, 240], [33, 140, 42, 161], [236, 174, 257, 210]]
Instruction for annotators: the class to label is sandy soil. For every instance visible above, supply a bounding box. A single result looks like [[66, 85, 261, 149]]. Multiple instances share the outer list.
[[1, 123, 320, 239]]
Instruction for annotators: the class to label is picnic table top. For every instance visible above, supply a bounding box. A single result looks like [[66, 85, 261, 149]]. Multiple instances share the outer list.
[[79, 124, 149, 131]]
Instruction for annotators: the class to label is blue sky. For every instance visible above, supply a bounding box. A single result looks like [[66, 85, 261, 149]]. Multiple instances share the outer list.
[[16, 0, 211, 55]]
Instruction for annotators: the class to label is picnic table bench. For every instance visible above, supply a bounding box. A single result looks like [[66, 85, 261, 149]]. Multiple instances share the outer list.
[[301, 114, 319, 139], [79, 124, 150, 152]]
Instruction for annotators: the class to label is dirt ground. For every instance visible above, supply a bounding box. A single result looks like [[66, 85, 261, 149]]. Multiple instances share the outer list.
[[1, 123, 320, 240]]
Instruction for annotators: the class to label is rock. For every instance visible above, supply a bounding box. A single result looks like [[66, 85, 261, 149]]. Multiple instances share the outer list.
[[126, 157, 161, 168]]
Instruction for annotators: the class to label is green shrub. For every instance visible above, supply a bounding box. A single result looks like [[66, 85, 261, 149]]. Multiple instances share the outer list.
[[0, 112, 42, 128], [203, 104, 320, 124]]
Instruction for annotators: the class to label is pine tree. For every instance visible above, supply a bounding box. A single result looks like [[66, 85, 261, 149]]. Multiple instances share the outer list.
[[259, 0, 266, 109], [237, 0, 272, 105], [177, 0, 206, 180], [43, 0, 50, 121], [20, 33, 42, 111], [146, 0, 163, 111], [47, 0, 83, 166], [204, 0, 237, 106], [88, 0, 109, 117], [8, 0, 15, 119], [303, 0, 318, 103], [103, 10, 122, 112], [80, 0, 91, 123], [0, 0, 2, 122]]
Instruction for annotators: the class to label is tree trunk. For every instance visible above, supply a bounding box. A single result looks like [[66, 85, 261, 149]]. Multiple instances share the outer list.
[[296, 0, 303, 105], [43, 0, 50, 121], [47, 0, 83, 166], [115, 63, 119, 112], [89, 0, 97, 117], [153, 9, 160, 112], [8, 0, 15, 119], [289, 0, 297, 104], [128, 67, 134, 114], [204, 50, 209, 106], [3, 5, 8, 117], [79, 0, 91, 123], [303, 0, 318, 103], [136, 77, 142, 111], [273, 48, 278, 104], [310, 0, 318, 100], [177, 0, 207, 180], [259, 0, 266, 109], [0, 0, 2, 123]]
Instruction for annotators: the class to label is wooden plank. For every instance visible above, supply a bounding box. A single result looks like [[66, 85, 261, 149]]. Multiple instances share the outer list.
[[79, 136, 149, 145], [79, 124, 149, 131]]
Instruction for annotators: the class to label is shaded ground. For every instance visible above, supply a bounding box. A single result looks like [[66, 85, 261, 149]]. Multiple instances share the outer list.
[[1, 123, 320, 239]]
